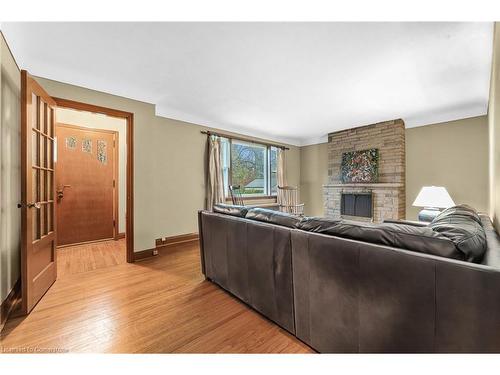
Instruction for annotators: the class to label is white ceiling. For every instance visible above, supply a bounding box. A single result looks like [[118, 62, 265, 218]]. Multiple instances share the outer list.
[[1, 22, 494, 146]]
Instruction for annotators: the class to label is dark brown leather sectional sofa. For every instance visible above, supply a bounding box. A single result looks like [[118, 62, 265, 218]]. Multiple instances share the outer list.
[[197, 204, 500, 353]]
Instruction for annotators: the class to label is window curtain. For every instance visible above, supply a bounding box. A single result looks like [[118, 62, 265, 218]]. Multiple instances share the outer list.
[[206, 135, 225, 210], [277, 148, 286, 206]]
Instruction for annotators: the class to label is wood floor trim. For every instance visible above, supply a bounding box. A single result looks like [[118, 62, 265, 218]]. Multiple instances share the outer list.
[[157, 232, 199, 246], [0, 278, 21, 332], [115, 232, 126, 240], [134, 232, 199, 261]]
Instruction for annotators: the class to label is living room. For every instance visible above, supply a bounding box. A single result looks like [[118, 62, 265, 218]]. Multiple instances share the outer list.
[[1, 1, 500, 372]]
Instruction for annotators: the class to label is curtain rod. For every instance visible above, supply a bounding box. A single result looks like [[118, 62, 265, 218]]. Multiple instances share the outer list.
[[200, 130, 290, 150]]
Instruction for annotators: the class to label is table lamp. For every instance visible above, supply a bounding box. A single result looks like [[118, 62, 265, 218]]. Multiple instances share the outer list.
[[412, 186, 455, 222]]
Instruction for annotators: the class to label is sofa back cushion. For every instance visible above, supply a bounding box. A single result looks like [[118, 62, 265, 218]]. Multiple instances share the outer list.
[[432, 204, 482, 225], [297, 217, 463, 260], [213, 203, 248, 217], [245, 208, 301, 228], [429, 205, 486, 263]]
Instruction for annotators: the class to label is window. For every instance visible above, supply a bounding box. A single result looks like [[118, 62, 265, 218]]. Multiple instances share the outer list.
[[221, 138, 279, 197]]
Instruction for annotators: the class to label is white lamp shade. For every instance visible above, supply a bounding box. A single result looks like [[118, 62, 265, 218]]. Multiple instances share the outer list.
[[412, 186, 455, 208]]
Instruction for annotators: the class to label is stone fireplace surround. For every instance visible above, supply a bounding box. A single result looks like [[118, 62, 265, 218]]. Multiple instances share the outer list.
[[323, 119, 406, 223]]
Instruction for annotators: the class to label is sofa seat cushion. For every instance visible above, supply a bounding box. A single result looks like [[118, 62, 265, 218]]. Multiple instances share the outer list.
[[297, 217, 464, 260], [429, 205, 486, 263], [245, 208, 301, 228], [213, 203, 248, 217]]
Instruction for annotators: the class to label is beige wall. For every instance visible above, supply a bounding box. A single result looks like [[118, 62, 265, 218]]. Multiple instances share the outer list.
[[489, 22, 500, 231], [299, 116, 489, 221], [0, 32, 21, 302], [35, 77, 300, 253], [300, 143, 328, 216], [406, 116, 489, 220], [56, 108, 127, 233], [2, 27, 494, 276], [45, 74, 489, 241]]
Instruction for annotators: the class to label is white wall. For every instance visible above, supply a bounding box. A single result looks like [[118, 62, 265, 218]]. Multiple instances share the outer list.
[[56, 108, 127, 234], [0, 32, 21, 302]]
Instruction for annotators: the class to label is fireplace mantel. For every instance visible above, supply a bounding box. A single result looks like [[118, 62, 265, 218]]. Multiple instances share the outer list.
[[324, 183, 404, 188]]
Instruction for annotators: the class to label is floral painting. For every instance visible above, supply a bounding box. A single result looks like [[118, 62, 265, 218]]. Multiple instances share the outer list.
[[97, 140, 107, 164], [340, 148, 379, 183], [65, 136, 77, 150]]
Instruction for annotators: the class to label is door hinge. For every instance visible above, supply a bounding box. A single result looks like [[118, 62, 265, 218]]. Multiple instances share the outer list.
[[113, 219, 116, 227], [113, 180, 116, 188]]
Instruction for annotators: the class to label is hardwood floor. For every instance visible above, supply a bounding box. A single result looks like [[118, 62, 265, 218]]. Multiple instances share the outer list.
[[57, 239, 127, 278], [0, 241, 313, 353]]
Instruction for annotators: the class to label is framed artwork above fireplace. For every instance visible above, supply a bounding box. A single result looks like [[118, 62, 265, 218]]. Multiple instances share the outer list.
[[340, 148, 379, 183]]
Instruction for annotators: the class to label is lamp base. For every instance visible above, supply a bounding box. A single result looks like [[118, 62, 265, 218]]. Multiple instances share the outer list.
[[418, 207, 440, 222]]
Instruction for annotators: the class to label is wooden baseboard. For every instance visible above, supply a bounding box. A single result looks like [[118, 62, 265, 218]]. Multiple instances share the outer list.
[[134, 232, 199, 262], [115, 232, 126, 240], [1, 278, 21, 332], [156, 232, 199, 247]]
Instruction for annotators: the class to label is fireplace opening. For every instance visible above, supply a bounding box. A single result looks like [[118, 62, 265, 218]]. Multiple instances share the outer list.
[[341, 192, 373, 218]]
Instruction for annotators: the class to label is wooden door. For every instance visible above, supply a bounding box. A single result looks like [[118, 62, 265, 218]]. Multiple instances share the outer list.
[[20, 71, 57, 314], [55, 124, 117, 246]]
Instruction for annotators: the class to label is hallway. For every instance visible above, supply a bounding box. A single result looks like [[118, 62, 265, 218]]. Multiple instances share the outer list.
[[57, 239, 127, 278]]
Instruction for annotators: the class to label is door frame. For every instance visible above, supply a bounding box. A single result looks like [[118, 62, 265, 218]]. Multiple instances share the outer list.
[[53, 98, 135, 263], [56, 123, 120, 245]]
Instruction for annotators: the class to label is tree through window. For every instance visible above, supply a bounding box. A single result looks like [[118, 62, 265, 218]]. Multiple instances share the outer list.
[[221, 138, 279, 197]]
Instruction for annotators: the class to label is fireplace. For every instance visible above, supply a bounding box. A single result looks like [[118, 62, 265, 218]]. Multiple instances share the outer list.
[[341, 192, 373, 219], [323, 119, 405, 223]]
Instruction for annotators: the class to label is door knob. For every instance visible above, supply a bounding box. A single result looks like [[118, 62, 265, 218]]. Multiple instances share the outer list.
[[57, 185, 71, 200], [17, 202, 41, 209]]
